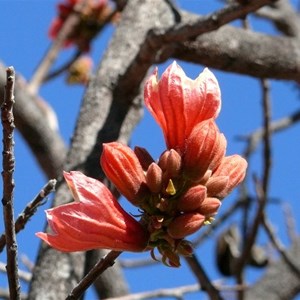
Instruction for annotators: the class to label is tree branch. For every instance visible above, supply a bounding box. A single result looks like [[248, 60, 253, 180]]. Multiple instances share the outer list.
[[0, 179, 56, 253], [1, 66, 20, 300]]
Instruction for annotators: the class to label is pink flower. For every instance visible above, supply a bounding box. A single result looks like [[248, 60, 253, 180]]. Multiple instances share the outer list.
[[100, 142, 147, 206], [144, 61, 221, 153], [36, 171, 149, 252]]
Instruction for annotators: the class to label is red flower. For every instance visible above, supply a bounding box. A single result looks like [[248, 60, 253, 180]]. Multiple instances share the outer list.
[[100, 142, 147, 206], [48, 0, 111, 51], [36, 171, 149, 252], [144, 61, 221, 153]]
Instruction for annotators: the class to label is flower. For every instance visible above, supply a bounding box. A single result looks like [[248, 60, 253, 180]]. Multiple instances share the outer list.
[[101, 142, 148, 206], [48, 0, 112, 51], [37, 61, 247, 268], [144, 61, 221, 153], [36, 171, 149, 252]]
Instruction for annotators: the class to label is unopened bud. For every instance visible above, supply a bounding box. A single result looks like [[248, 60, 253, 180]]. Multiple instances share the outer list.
[[177, 185, 207, 212], [134, 146, 155, 171], [206, 176, 229, 197], [146, 163, 163, 193], [167, 212, 205, 239], [197, 197, 221, 216], [166, 149, 182, 178], [158, 150, 170, 171]]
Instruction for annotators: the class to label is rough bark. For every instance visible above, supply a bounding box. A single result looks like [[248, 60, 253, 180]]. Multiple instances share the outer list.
[[245, 239, 300, 300]]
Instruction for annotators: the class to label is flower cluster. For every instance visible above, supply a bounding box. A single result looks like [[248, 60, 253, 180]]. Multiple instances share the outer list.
[[49, 0, 113, 51], [37, 62, 247, 267]]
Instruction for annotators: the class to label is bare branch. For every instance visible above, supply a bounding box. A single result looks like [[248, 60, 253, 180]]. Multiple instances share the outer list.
[[0, 261, 31, 282], [262, 217, 300, 278], [27, 0, 89, 95], [105, 284, 200, 300], [241, 109, 300, 159], [256, 0, 300, 37], [172, 25, 300, 82], [160, 0, 276, 43], [1, 66, 20, 299], [282, 203, 298, 244], [185, 254, 223, 300], [0, 179, 56, 252], [261, 79, 272, 195], [0, 62, 67, 179], [66, 251, 122, 300]]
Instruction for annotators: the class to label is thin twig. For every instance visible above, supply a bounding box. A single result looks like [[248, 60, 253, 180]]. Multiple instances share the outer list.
[[158, 0, 276, 43], [235, 79, 272, 292], [104, 282, 248, 300], [261, 79, 272, 195], [185, 254, 223, 300], [105, 284, 200, 300], [0, 261, 31, 282], [261, 216, 300, 279], [239, 109, 300, 160], [27, 0, 88, 95], [0, 288, 27, 300], [0, 179, 56, 253], [282, 203, 298, 244], [66, 250, 122, 300], [1, 67, 20, 299], [120, 256, 158, 268]]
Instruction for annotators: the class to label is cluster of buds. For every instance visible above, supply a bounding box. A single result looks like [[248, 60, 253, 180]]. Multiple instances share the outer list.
[[37, 62, 247, 267], [49, 0, 114, 51]]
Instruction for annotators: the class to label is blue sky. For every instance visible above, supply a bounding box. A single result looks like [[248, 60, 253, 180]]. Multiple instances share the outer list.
[[1, 1, 300, 299]]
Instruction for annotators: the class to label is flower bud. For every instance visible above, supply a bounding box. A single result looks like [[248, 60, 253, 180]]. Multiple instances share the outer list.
[[197, 197, 221, 216], [211, 155, 247, 199], [167, 212, 205, 239], [165, 149, 182, 178], [101, 142, 147, 206], [177, 185, 207, 212], [183, 120, 227, 182], [134, 146, 155, 171], [206, 176, 229, 197], [146, 163, 163, 193]]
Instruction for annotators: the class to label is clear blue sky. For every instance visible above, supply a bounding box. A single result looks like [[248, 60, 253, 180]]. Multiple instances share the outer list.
[[0, 1, 300, 299]]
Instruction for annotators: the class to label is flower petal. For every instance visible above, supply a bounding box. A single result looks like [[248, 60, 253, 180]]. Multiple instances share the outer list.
[[144, 61, 221, 152], [36, 171, 149, 252]]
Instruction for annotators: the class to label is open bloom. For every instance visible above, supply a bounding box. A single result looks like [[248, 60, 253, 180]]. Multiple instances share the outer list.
[[144, 61, 221, 153], [36, 171, 149, 252]]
